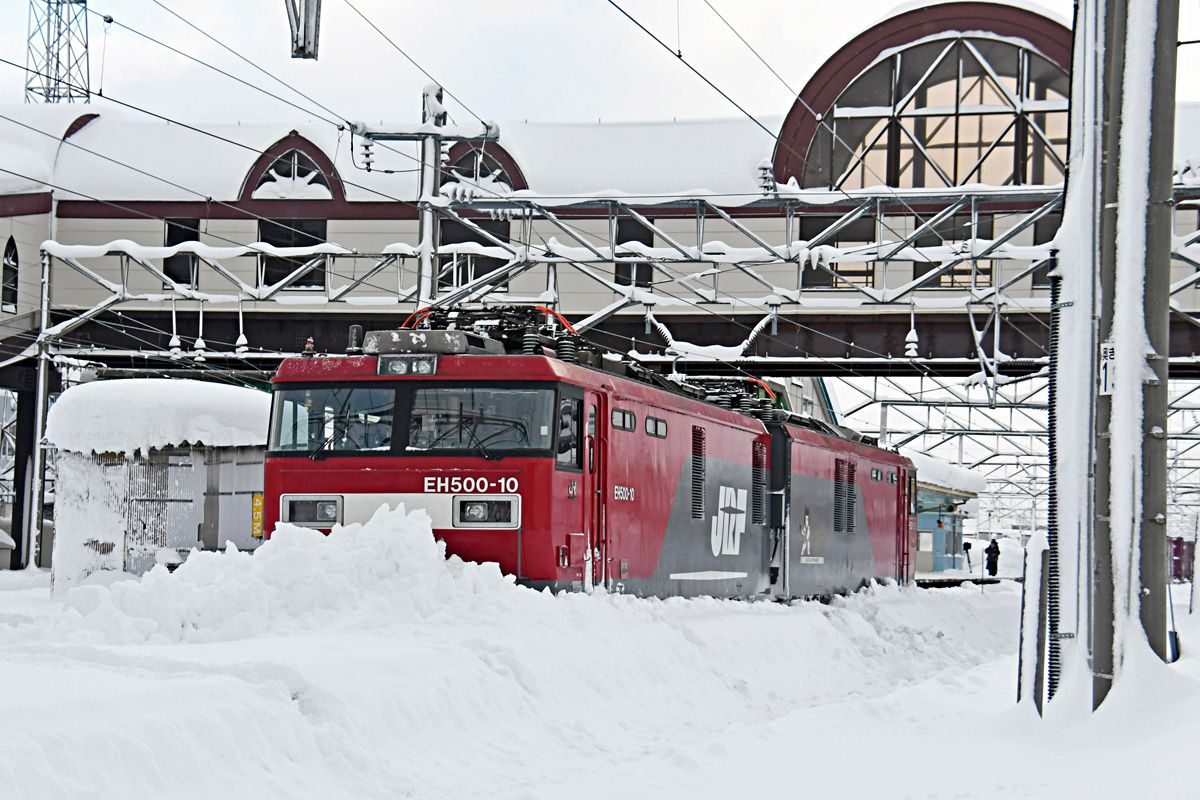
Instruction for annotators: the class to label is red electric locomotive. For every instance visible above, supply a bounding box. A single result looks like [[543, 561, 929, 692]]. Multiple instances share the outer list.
[[264, 307, 917, 598]]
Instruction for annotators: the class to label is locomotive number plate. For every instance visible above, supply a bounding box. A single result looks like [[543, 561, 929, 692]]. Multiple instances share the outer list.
[[423, 476, 520, 494]]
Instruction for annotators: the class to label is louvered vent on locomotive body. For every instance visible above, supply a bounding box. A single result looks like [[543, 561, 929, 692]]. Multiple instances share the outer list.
[[833, 458, 858, 533], [691, 426, 706, 519], [751, 441, 767, 525]]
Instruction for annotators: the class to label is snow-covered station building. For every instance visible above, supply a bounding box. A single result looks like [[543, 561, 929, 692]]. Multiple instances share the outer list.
[[2, 0, 1199, 566]]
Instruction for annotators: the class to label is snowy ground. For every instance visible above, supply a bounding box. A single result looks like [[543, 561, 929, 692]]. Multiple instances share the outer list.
[[0, 507, 1196, 799]]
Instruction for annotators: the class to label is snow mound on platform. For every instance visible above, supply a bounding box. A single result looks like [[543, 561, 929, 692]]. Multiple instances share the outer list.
[[61, 504, 519, 643]]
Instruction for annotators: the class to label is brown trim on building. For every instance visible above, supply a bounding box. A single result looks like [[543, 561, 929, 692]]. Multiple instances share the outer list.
[[0, 192, 52, 217], [772, 2, 1073, 184], [62, 113, 100, 141], [53, 196, 1052, 222], [56, 199, 420, 221]]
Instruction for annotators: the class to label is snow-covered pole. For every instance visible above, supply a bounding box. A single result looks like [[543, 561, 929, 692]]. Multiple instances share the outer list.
[[1093, 0, 1178, 709], [1134, 0, 1177, 667], [24, 248, 53, 569], [417, 84, 447, 305]]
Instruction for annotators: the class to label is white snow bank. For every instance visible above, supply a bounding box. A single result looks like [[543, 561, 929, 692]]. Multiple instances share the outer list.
[[903, 448, 987, 495], [42, 502, 1200, 800], [45, 378, 270, 456], [12, 503, 1027, 800], [0, 527, 13, 550], [60, 504, 516, 644]]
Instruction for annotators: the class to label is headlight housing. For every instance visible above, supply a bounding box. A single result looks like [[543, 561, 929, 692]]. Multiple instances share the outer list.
[[378, 355, 437, 376], [453, 496, 518, 528], [285, 496, 342, 527]]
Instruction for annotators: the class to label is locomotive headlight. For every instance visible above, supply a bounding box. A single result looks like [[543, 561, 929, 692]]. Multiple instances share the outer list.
[[285, 496, 342, 526], [462, 501, 490, 522], [378, 355, 437, 376], [453, 497, 518, 528]]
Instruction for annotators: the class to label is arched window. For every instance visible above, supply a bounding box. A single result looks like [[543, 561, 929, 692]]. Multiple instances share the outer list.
[[442, 146, 515, 192], [437, 143, 524, 292], [2, 237, 17, 312], [251, 149, 333, 200], [800, 35, 1068, 190]]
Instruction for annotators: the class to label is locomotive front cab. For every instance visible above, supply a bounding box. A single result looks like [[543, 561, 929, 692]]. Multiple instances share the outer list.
[[264, 341, 592, 586]]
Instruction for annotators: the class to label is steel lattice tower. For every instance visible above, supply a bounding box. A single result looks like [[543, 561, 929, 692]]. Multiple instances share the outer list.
[[25, 0, 90, 103]]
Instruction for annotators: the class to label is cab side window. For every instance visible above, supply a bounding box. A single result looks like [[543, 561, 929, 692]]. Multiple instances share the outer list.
[[556, 397, 581, 467]]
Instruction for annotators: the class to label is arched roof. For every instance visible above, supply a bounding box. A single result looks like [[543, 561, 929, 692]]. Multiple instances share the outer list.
[[772, 1, 1073, 184]]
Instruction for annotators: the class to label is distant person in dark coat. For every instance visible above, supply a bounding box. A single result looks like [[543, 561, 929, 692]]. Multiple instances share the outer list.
[[985, 538, 1001, 577]]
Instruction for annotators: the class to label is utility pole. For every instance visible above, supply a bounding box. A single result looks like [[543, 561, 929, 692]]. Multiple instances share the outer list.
[[353, 87, 498, 307], [25, 1, 90, 103], [1138, 0, 1176, 666], [419, 85, 447, 305], [1093, 0, 1177, 709]]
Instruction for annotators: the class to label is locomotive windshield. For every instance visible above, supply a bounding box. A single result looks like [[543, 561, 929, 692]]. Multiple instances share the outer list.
[[270, 386, 395, 453], [408, 386, 553, 452], [269, 383, 555, 456]]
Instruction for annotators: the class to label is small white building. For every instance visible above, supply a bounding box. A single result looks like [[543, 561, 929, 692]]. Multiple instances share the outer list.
[[46, 378, 270, 587], [902, 449, 987, 574]]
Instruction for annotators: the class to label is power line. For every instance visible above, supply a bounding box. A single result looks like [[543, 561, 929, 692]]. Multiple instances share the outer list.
[[148, 0, 349, 126], [338, 0, 486, 126], [605, 0, 956, 249], [76, 6, 510, 204], [83, 5, 347, 130], [699, 0, 796, 95]]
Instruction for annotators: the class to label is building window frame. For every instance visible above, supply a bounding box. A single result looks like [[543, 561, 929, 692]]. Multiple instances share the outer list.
[[2, 237, 17, 313], [258, 218, 328, 289]]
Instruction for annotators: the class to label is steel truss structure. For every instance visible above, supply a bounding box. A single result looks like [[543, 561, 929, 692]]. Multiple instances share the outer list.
[[20, 183, 1200, 530], [24, 0, 90, 104]]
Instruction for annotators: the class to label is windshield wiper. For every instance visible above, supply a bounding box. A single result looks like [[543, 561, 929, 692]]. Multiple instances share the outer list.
[[424, 415, 500, 459], [308, 429, 339, 460], [463, 418, 499, 460]]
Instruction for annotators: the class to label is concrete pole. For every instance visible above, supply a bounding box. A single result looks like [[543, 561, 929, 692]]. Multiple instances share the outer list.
[[1139, 0, 1177, 665], [1094, 0, 1178, 708], [1093, 0, 1123, 707]]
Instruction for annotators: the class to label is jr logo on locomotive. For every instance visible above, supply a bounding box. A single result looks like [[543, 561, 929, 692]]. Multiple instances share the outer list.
[[710, 486, 746, 557]]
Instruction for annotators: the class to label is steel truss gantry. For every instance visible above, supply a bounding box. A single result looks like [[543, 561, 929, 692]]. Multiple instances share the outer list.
[[19, 183, 1200, 533]]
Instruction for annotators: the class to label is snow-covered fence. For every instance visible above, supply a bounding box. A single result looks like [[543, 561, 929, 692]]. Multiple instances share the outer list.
[[46, 379, 271, 589]]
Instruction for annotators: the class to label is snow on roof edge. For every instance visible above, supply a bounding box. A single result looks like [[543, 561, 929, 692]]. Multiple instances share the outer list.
[[901, 448, 987, 496], [46, 378, 271, 456]]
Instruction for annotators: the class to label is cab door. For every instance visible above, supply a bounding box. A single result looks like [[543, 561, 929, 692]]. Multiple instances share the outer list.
[[897, 469, 915, 583], [582, 390, 608, 591]]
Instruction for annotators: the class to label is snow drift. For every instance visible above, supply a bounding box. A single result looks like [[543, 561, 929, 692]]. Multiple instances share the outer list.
[[61, 504, 519, 643], [6, 504, 1199, 798]]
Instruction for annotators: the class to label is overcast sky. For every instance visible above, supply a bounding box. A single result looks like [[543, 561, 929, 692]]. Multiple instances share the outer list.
[[4, 0, 1200, 127]]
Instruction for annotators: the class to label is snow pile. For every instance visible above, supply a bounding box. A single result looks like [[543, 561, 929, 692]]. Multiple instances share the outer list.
[[61, 504, 518, 643], [4, 504, 1030, 798], [902, 448, 987, 495], [46, 378, 270, 456], [51, 452, 128, 588], [11, 507, 1200, 799]]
